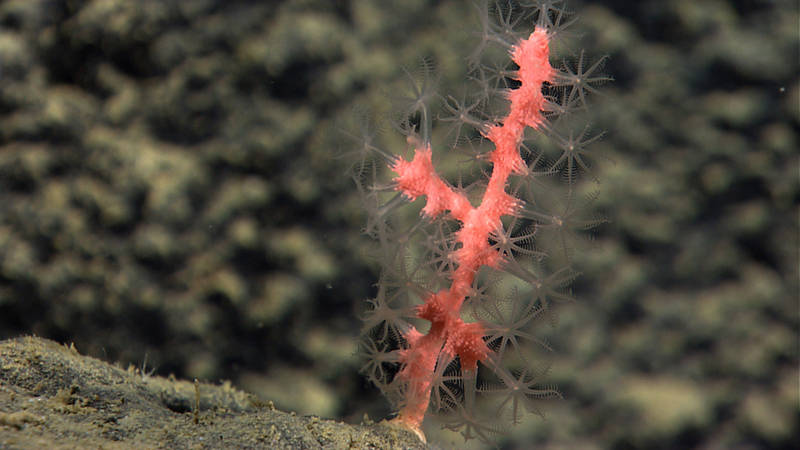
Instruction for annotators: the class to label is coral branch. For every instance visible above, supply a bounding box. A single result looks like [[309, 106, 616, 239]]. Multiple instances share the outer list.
[[388, 27, 556, 432], [352, 2, 605, 444]]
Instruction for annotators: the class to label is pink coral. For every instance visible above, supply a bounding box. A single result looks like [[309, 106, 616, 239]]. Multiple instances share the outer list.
[[388, 27, 554, 437], [349, 1, 607, 444]]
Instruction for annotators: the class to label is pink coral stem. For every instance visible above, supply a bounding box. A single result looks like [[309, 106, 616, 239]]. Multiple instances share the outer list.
[[390, 28, 554, 431]]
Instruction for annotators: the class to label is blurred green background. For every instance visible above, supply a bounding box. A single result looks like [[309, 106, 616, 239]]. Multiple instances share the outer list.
[[0, 0, 796, 448]]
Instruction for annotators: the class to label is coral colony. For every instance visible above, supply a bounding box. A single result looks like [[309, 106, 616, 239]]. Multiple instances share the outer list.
[[347, 1, 607, 443]]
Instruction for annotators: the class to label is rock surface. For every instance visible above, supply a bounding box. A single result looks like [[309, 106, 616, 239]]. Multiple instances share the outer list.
[[0, 336, 426, 449]]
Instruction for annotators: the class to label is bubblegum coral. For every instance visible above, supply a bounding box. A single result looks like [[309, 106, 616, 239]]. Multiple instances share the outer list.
[[350, 1, 607, 444]]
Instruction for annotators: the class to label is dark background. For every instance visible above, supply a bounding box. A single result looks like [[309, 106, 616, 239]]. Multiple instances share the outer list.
[[0, 0, 797, 448]]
